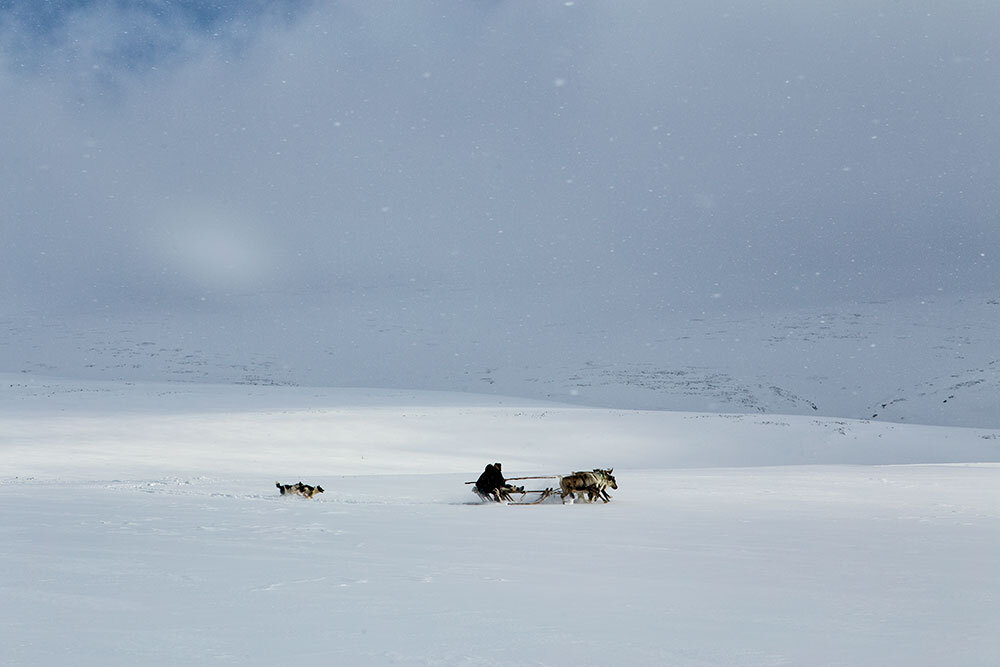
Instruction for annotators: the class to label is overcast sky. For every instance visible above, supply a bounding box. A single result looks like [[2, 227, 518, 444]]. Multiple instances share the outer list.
[[2, 1, 998, 315]]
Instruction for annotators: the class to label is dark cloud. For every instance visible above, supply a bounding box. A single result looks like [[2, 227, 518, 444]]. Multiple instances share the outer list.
[[1, 1, 997, 315]]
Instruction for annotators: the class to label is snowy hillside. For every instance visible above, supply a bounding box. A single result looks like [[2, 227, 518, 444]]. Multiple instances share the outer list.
[[2, 291, 998, 428], [2, 377, 998, 666]]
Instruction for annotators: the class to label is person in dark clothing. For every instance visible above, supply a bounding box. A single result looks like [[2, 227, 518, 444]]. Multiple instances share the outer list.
[[475, 462, 508, 502]]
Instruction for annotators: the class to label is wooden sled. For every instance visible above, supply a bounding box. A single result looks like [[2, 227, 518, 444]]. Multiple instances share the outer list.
[[465, 476, 559, 504]]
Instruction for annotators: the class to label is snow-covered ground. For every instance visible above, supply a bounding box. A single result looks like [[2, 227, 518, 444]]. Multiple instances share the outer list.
[[3, 376, 998, 666], [3, 291, 998, 428]]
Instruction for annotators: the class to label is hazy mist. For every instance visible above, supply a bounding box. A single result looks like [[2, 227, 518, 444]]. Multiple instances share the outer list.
[[2, 1, 996, 316]]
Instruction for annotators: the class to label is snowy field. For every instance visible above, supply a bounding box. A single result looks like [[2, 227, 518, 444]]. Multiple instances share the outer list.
[[4, 292, 998, 428], [2, 375, 998, 666]]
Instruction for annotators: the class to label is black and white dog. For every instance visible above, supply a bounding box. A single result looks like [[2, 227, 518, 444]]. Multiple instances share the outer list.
[[276, 481, 325, 498]]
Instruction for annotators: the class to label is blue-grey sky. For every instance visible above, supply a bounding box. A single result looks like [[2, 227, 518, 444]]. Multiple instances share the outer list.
[[2, 1, 998, 314]]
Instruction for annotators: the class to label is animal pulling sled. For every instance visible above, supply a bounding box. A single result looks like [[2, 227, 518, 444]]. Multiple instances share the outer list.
[[467, 468, 618, 505]]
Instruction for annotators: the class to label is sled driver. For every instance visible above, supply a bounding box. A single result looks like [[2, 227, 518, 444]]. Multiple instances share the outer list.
[[475, 462, 512, 502]]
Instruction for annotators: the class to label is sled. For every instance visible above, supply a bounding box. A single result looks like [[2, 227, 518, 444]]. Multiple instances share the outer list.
[[465, 469, 618, 505], [465, 475, 559, 505], [506, 487, 556, 505]]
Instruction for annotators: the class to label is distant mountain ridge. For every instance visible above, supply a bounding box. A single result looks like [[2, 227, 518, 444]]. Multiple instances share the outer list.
[[2, 290, 997, 428]]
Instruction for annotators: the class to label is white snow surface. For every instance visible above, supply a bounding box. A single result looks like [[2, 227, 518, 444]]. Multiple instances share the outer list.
[[3, 375, 999, 666], [5, 292, 999, 428]]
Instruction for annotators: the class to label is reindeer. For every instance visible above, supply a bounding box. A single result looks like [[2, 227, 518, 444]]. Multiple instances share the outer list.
[[558, 468, 617, 503]]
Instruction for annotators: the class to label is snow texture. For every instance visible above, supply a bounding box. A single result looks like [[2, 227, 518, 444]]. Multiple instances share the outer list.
[[2, 377, 998, 666], [3, 292, 998, 428]]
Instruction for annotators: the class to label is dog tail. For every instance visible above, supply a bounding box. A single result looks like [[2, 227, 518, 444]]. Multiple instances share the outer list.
[[276, 481, 285, 494]]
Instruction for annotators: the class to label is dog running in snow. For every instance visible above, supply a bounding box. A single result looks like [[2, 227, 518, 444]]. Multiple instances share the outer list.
[[276, 481, 324, 498]]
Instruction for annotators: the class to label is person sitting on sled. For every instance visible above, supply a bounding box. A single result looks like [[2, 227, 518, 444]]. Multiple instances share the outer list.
[[475, 462, 521, 502]]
